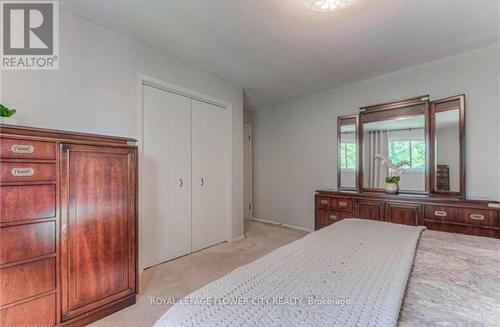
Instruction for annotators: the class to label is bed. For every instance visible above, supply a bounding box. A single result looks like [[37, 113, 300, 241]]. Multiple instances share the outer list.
[[154, 219, 500, 327]]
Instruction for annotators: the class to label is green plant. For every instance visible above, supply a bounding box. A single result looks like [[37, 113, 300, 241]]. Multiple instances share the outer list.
[[385, 176, 400, 184], [0, 104, 16, 117]]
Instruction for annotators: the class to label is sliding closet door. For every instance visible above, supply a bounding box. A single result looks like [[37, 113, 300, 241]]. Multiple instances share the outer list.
[[142, 85, 192, 268], [191, 100, 229, 251]]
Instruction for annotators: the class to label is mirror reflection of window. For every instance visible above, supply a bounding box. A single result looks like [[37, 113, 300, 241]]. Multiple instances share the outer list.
[[363, 115, 426, 192], [435, 109, 460, 192], [340, 124, 357, 188]]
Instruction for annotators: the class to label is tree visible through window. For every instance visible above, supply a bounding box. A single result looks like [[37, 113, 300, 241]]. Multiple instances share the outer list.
[[389, 140, 425, 170], [340, 142, 356, 169]]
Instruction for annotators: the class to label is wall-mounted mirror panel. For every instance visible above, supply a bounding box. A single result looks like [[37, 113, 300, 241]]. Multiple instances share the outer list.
[[434, 110, 460, 191], [430, 95, 465, 195], [336, 95, 465, 196], [337, 115, 358, 189], [362, 115, 426, 192], [358, 96, 430, 193]]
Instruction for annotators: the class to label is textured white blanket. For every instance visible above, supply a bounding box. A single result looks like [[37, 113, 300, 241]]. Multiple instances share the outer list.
[[154, 219, 425, 327]]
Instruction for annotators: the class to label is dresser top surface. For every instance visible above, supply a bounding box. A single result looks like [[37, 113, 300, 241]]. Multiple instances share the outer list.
[[0, 124, 136, 146], [316, 189, 500, 207]]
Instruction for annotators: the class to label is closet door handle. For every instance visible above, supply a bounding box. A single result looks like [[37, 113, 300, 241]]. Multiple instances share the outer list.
[[179, 179, 183, 188], [201, 177, 204, 186]]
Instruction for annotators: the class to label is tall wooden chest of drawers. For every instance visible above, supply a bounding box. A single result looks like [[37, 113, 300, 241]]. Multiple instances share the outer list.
[[0, 124, 138, 326]]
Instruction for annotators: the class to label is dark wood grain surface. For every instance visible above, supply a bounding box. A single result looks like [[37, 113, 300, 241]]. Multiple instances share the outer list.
[[0, 125, 138, 326]]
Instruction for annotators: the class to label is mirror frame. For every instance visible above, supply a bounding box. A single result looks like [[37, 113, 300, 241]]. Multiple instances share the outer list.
[[429, 94, 466, 197], [337, 114, 359, 190], [335, 94, 466, 197], [358, 95, 431, 194]]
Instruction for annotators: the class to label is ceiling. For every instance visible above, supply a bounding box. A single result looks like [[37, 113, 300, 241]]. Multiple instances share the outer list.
[[62, 0, 499, 110]]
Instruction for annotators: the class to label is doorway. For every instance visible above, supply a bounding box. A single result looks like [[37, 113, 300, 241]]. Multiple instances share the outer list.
[[244, 124, 253, 220]]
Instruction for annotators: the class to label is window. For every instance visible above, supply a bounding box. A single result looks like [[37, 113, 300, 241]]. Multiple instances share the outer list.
[[340, 142, 356, 169], [389, 140, 425, 170]]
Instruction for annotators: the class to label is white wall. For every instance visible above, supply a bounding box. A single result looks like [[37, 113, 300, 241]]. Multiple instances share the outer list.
[[253, 44, 500, 230], [0, 9, 245, 239]]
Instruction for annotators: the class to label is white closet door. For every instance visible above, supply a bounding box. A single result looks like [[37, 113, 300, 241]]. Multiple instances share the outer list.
[[191, 100, 228, 251], [142, 85, 192, 268]]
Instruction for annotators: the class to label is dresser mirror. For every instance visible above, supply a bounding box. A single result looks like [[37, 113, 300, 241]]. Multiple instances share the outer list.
[[336, 94, 465, 196], [337, 115, 358, 190], [430, 95, 465, 196], [359, 96, 429, 193]]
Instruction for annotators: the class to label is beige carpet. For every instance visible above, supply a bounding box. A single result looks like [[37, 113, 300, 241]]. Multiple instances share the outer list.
[[89, 220, 308, 327]]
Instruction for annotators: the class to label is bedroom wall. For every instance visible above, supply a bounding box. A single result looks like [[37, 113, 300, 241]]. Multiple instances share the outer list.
[[253, 44, 500, 231], [0, 9, 245, 241]]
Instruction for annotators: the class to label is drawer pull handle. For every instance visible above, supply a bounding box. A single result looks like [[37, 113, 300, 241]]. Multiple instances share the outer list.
[[470, 214, 485, 221], [329, 215, 337, 220], [339, 201, 348, 207], [10, 144, 34, 154], [320, 199, 328, 205], [434, 210, 447, 217], [10, 167, 34, 177]]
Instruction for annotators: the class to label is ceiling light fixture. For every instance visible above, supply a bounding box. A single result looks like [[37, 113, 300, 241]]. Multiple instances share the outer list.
[[306, 0, 358, 12]]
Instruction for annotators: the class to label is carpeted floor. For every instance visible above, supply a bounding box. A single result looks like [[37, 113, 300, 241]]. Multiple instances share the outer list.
[[89, 220, 308, 327]]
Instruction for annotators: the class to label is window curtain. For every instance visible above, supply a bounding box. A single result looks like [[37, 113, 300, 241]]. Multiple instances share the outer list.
[[365, 130, 389, 188]]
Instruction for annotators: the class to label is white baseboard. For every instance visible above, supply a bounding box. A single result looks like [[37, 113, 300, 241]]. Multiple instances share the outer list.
[[229, 234, 246, 242], [250, 218, 313, 233]]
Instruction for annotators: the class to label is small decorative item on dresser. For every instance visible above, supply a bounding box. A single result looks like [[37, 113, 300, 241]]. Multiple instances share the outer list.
[[0, 104, 17, 125], [385, 176, 400, 194], [375, 154, 409, 194]]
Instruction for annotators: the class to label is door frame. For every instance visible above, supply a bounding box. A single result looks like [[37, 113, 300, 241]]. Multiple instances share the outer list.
[[243, 123, 253, 220], [136, 73, 233, 273]]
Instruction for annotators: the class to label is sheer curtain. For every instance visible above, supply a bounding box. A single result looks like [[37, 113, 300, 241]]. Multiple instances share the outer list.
[[365, 130, 389, 188]]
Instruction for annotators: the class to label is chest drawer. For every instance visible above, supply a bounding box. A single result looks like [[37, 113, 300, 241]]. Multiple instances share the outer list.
[[0, 222, 55, 265], [316, 196, 353, 211], [0, 138, 56, 160], [0, 293, 56, 326], [0, 257, 56, 306], [0, 185, 56, 223], [0, 163, 56, 184], [316, 209, 353, 228], [425, 205, 498, 227], [425, 221, 499, 238]]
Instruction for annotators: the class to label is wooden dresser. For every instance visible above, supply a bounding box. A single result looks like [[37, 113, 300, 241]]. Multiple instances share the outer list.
[[0, 125, 138, 326], [315, 190, 500, 238]]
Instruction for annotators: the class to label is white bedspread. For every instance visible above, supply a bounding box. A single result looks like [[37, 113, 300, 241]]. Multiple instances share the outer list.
[[154, 219, 425, 327]]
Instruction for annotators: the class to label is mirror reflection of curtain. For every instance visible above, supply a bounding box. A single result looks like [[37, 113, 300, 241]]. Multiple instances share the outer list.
[[365, 130, 388, 188]]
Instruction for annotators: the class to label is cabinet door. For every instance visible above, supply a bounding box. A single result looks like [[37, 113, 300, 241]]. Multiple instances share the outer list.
[[142, 86, 192, 268], [191, 100, 229, 251], [356, 200, 384, 221], [60, 144, 137, 320], [386, 202, 421, 226]]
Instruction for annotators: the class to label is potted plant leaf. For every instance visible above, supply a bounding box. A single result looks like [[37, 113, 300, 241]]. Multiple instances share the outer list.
[[375, 154, 409, 194], [0, 104, 17, 125]]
